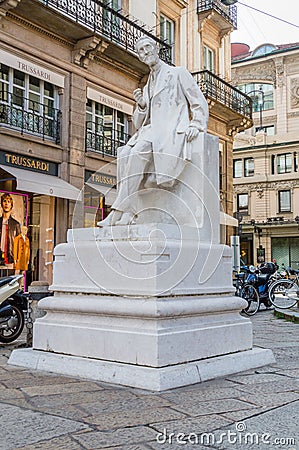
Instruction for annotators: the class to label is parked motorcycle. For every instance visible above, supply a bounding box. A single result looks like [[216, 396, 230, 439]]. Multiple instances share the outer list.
[[0, 275, 29, 343], [235, 262, 278, 316]]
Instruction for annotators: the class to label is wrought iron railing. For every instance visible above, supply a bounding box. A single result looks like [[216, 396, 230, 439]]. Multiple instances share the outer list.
[[0, 92, 61, 143], [192, 70, 252, 119], [86, 122, 130, 157], [197, 0, 237, 28], [39, 0, 173, 64]]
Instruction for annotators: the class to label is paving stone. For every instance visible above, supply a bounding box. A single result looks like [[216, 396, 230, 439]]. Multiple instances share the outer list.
[[0, 388, 25, 401], [21, 380, 104, 396], [73, 426, 157, 449], [238, 391, 299, 408], [274, 368, 299, 378], [0, 403, 89, 450], [149, 414, 232, 436], [80, 394, 172, 415], [29, 388, 137, 409], [85, 407, 187, 429], [235, 379, 299, 394], [225, 372, 288, 385], [20, 435, 83, 450], [171, 399, 255, 417], [219, 406, 275, 422], [162, 387, 243, 404]]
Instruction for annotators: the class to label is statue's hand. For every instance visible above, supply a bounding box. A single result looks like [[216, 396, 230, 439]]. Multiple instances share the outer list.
[[185, 126, 200, 143], [133, 88, 146, 109]]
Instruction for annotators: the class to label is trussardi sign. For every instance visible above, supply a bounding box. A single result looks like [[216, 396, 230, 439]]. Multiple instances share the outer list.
[[0, 151, 57, 175], [85, 170, 116, 188], [0, 49, 65, 87], [17, 61, 51, 81]]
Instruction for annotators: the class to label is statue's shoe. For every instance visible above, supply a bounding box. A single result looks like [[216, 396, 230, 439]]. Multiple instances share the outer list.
[[115, 212, 136, 226], [97, 210, 122, 227]]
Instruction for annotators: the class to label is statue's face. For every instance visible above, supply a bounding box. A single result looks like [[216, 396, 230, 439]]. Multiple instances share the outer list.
[[136, 40, 159, 67]]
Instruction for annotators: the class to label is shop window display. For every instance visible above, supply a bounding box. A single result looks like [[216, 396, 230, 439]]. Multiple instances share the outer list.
[[0, 188, 55, 288]]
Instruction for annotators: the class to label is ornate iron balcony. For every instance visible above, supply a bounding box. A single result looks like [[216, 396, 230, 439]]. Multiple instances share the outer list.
[[0, 92, 61, 144], [197, 0, 237, 28], [86, 122, 130, 157], [39, 0, 173, 64], [192, 70, 252, 119]]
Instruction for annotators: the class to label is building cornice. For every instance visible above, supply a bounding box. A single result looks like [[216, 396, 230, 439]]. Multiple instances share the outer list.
[[233, 140, 299, 152], [7, 12, 74, 47]]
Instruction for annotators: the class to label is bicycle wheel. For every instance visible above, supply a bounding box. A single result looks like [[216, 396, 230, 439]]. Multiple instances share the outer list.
[[240, 284, 260, 316], [268, 279, 298, 309]]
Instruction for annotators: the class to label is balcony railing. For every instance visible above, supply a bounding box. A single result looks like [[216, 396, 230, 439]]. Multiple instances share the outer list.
[[197, 0, 237, 28], [86, 122, 130, 157], [0, 92, 61, 143], [39, 0, 173, 64], [192, 70, 252, 119]]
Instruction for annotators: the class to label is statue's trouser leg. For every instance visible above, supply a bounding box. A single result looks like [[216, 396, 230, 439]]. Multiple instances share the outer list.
[[112, 141, 152, 214]]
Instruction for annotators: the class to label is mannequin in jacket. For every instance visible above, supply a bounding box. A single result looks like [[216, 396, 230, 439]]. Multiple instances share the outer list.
[[14, 225, 30, 274]]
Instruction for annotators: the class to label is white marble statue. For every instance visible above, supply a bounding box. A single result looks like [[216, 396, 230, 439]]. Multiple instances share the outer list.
[[98, 36, 209, 227]]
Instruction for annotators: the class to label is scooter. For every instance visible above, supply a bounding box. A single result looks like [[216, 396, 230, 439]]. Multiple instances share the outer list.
[[0, 274, 29, 343]]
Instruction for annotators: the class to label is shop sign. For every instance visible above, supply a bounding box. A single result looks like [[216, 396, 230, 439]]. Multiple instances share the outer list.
[[87, 87, 133, 115], [0, 151, 58, 176], [85, 170, 116, 188], [0, 48, 65, 87]]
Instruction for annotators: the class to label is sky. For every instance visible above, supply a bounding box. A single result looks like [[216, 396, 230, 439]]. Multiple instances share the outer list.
[[231, 0, 299, 51]]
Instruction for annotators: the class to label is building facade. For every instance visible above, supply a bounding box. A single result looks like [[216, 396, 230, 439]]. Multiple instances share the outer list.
[[232, 42, 299, 268], [0, 0, 251, 285]]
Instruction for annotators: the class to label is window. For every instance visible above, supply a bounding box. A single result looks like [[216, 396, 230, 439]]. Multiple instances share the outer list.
[[203, 46, 215, 72], [255, 125, 275, 135], [278, 190, 291, 212], [252, 44, 277, 57], [102, 0, 122, 41], [233, 159, 242, 178], [237, 193, 249, 215], [86, 99, 129, 156], [0, 64, 59, 140], [160, 14, 175, 63], [277, 153, 292, 174], [244, 158, 254, 177], [237, 82, 274, 111]]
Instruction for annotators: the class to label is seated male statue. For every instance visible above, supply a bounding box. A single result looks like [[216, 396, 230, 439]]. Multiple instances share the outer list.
[[98, 35, 209, 227]]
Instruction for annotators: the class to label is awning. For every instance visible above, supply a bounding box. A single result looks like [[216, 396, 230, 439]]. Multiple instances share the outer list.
[[85, 181, 117, 206], [220, 212, 239, 227], [0, 165, 82, 201]]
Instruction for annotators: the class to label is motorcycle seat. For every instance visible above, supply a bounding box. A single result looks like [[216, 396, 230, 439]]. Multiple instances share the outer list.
[[0, 276, 16, 288]]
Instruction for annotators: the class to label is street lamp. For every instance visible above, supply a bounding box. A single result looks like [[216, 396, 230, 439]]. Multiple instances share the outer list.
[[221, 0, 238, 5], [247, 87, 265, 131]]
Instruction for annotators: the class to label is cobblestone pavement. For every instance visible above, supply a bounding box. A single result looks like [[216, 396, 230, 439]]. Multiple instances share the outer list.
[[0, 310, 298, 450]]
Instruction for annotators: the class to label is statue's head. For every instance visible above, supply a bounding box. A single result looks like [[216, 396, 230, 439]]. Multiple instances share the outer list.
[[135, 36, 160, 67]]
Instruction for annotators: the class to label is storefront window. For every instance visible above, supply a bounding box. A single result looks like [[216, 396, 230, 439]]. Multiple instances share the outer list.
[[0, 188, 54, 286], [84, 188, 105, 228]]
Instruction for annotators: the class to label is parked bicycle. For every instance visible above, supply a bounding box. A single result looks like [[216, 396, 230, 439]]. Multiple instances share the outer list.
[[268, 267, 299, 309]]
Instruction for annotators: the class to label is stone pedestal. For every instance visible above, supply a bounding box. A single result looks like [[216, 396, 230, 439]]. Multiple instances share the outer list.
[[9, 225, 275, 390]]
